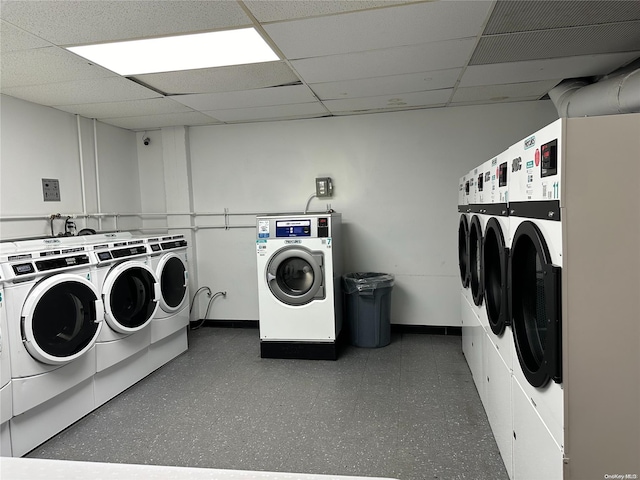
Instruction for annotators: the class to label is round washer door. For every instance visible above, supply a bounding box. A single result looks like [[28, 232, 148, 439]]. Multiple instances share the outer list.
[[469, 215, 484, 306], [267, 246, 324, 306], [21, 274, 104, 365], [483, 217, 509, 335], [156, 253, 188, 313], [103, 261, 161, 333], [458, 214, 470, 288], [509, 220, 562, 388]]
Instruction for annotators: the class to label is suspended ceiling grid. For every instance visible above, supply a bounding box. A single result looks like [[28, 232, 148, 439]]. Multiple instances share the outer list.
[[1, 0, 640, 131]]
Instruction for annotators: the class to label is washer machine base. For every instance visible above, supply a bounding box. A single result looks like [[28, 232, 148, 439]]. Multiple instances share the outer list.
[[0, 421, 11, 457], [94, 347, 152, 408], [96, 328, 151, 373], [10, 378, 94, 457], [12, 349, 96, 416], [260, 340, 338, 360], [149, 327, 188, 373]]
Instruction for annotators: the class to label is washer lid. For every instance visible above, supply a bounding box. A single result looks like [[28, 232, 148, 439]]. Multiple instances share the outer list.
[[483, 217, 509, 336], [458, 214, 470, 288], [266, 246, 324, 306], [156, 253, 188, 313], [21, 273, 104, 365], [509, 220, 562, 388], [469, 215, 484, 307], [103, 261, 160, 333]]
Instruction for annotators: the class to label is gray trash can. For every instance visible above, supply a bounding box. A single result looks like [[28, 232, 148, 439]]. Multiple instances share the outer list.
[[343, 272, 394, 348]]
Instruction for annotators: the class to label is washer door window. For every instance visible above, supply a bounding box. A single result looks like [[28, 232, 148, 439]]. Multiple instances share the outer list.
[[509, 221, 562, 388], [469, 215, 484, 306], [21, 274, 104, 365], [483, 217, 509, 335], [458, 214, 470, 288], [267, 246, 324, 306], [157, 254, 188, 313], [103, 262, 160, 333]]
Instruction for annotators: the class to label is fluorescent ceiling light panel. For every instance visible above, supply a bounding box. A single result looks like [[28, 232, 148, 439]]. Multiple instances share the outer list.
[[67, 28, 279, 75]]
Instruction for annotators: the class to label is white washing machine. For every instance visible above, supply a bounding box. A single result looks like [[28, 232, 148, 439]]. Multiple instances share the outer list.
[[256, 213, 342, 360], [143, 234, 189, 373], [0, 242, 18, 457], [483, 150, 512, 363], [459, 172, 479, 383], [472, 161, 492, 332], [2, 238, 102, 456], [467, 166, 488, 328], [480, 150, 513, 478], [87, 233, 160, 408], [462, 166, 489, 405], [508, 119, 564, 477]]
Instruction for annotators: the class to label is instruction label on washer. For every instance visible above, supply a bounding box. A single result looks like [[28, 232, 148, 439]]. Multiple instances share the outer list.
[[258, 220, 270, 238], [256, 239, 267, 256]]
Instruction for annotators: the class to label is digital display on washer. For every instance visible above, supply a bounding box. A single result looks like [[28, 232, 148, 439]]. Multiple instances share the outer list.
[[13, 263, 35, 275], [498, 162, 508, 187], [541, 139, 558, 177], [276, 220, 311, 237], [97, 252, 112, 261]]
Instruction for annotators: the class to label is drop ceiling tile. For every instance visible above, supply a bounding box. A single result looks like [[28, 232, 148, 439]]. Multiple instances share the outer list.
[[0, 0, 251, 45], [322, 89, 453, 113], [170, 84, 317, 111], [471, 21, 640, 65], [484, 0, 640, 35], [450, 96, 543, 107], [451, 80, 560, 104], [459, 52, 640, 87], [100, 111, 222, 131], [2, 76, 160, 106], [1, 20, 50, 52], [292, 38, 476, 84], [264, 1, 491, 59], [55, 97, 192, 119], [133, 62, 300, 95], [244, 0, 400, 22], [0, 46, 115, 88], [204, 102, 328, 123], [310, 69, 462, 100]]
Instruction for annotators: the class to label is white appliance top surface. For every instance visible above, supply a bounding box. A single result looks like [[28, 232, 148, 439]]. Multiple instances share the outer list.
[[0, 458, 398, 480], [257, 212, 340, 218]]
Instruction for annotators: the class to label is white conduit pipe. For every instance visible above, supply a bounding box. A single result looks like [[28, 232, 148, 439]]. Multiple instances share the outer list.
[[549, 68, 640, 118], [93, 118, 103, 231], [75, 115, 88, 227], [547, 79, 590, 118]]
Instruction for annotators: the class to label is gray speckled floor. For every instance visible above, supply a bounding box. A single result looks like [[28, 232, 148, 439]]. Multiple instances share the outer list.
[[27, 327, 508, 480]]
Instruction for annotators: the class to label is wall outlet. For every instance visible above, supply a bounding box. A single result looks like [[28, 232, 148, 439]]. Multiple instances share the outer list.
[[42, 178, 60, 201]]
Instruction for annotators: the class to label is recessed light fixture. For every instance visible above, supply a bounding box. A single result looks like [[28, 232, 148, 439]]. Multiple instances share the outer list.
[[67, 28, 279, 76]]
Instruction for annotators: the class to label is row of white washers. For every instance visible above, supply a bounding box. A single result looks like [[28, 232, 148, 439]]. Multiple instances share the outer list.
[[459, 119, 564, 480], [0, 232, 189, 457]]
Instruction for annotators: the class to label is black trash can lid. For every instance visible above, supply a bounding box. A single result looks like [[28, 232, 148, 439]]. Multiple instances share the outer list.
[[343, 272, 395, 294]]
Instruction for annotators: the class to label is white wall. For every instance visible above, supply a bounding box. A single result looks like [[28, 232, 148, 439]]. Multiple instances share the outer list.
[[188, 101, 558, 326], [0, 95, 142, 239], [136, 130, 167, 232], [1, 95, 558, 326]]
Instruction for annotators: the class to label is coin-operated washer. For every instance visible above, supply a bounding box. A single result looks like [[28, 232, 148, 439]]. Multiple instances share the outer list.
[[87, 234, 160, 408], [2, 237, 103, 457], [256, 212, 342, 360], [142, 235, 189, 373]]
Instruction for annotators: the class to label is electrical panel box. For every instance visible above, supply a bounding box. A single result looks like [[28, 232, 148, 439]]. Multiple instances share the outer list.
[[42, 178, 60, 202], [315, 177, 333, 198]]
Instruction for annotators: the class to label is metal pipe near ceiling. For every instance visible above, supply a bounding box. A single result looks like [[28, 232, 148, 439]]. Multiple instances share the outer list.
[[93, 118, 103, 232], [549, 67, 640, 118], [75, 115, 88, 227]]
